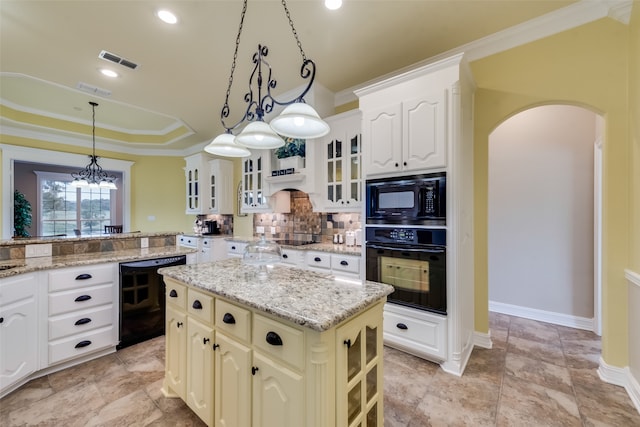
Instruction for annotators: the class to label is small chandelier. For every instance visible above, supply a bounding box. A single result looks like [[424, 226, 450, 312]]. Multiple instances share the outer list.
[[204, 0, 330, 158], [70, 102, 117, 189]]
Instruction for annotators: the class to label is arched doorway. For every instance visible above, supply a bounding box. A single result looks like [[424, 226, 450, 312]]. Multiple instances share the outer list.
[[487, 104, 603, 333]]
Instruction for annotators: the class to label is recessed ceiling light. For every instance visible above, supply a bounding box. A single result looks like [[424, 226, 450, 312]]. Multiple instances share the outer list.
[[325, 0, 342, 10], [100, 69, 118, 78], [157, 9, 178, 24]]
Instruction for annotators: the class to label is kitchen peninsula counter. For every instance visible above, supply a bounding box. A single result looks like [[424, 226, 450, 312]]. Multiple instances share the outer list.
[[159, 258, 392, 332], [159, 258, 392, 426]]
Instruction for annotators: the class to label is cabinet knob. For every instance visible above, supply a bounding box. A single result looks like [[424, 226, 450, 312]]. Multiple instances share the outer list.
[[75, 273, 92, 280], [396, 323, 408, 330], [203, 337, 210, 345], [74, 318, 92, 326], [344, 339, 352, 348], [395, 162, 399, 167], [192, 300, 203, 310], [75, 340, 92, 348], [403, 161, 407, 166], [282, 254, 288, 259], [231, 246, 236, 250], [252, 366, 259, 375], [177, 322, 183, 328], [265, 331, 283, 346], [74, 295, 92, 302], [223, 313, 236, 324], [213, 343, 220, 350], [169, 289, 178, 298]]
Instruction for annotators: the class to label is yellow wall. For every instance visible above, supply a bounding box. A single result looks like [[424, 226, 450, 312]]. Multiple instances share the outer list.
[[630, 4, 640, 274], [471, 17, 631, 367]]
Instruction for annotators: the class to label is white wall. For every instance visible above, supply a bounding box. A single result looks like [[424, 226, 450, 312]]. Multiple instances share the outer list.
[[488, 105, 597, 319]]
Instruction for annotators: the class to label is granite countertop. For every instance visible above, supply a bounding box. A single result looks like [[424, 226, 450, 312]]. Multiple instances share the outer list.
[[0, 231, 182, 247], [0, 246, 195, 279], [225, 237, 362, 256], [159, 258, 393, 332]]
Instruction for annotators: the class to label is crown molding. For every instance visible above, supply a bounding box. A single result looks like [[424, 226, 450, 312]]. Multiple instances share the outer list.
[[336, 0, 633, 106]]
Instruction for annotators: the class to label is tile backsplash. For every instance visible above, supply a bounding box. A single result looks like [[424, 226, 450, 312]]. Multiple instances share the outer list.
[[253, 191, 361, 243]]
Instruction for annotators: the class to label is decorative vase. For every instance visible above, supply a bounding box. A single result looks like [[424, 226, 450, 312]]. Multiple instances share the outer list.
[[278, 155, 304, 171]]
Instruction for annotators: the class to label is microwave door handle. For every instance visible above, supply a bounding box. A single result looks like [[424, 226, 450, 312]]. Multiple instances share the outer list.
[[367, 244, 445, 254]]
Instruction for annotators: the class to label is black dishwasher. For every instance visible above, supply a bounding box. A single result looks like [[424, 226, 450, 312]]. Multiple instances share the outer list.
[[118, 255, 186, 349]]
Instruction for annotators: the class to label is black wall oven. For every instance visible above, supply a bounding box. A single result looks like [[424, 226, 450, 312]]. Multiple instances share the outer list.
[[366, 227, 446, 315]]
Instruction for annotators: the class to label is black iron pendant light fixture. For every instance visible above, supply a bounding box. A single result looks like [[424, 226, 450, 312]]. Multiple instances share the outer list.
[[70, 102, 117, 189], [205, 0, 330, 158]]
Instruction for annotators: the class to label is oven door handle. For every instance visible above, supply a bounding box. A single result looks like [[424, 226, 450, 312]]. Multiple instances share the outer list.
[[367, 244, 445, 254]]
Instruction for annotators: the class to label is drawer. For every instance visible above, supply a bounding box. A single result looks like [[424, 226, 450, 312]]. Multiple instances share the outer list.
[[253, 313, 304, 370], [226, 241, 247, 257], [187, 288, 214, 324], [49, 284, 113, 316], [0, 273, 37, 306], [305, 251, 331, 270], [383, 307, 447, 360], [48, 326, 115, 365], [49, 264, 114, 292], [330, 254, 360, 275], [166, 279, 187, 310], [215, 299, 251, 343], [49, 304, 113, 340], [179, 235, 199, 249], [280, 248, 303, 266]]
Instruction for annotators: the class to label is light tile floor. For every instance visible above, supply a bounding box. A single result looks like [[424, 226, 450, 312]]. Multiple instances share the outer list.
[[1, 312, 639, 426]]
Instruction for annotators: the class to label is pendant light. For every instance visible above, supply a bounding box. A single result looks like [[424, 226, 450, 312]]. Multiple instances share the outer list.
[[204, 131, 251, 157], [70, 102, 117, 189], [207, 0, 329, 157]]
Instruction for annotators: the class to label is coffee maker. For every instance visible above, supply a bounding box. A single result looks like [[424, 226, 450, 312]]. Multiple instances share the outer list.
[[203, 220, 219, 235]]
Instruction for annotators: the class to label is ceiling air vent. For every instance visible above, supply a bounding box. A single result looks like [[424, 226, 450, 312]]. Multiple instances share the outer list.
[[76, 82, 112, 97], [98, 50, 139, 70]]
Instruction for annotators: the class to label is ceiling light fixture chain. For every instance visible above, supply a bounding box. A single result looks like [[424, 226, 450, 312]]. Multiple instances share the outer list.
[[70, 102, 117, 189], [221, 0, 248, 128]]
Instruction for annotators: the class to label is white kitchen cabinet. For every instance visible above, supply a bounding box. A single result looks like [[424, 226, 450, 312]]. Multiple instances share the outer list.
[[164, 304, 187, 400], [186, 316, 215, 426], [241, 150, 271, 213], [215, 332, 252, 427], [185, 153, 206, 214], [280, 248, 304, 267], [208, 158, 234, 215], [318, 110, 363, 212], [201, 237, 228, 263], [0, 273, 38, 394], [46, 264, 118, 366], [306, 250, 361, 280], [362, 90, 446, 176], [226, 240, 248, 258]]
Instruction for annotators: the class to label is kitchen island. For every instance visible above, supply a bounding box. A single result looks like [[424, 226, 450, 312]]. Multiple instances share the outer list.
[[159, 258, 393, 427]]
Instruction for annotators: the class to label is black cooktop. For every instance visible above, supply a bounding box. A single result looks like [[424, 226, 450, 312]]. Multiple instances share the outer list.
[[275, 240, 316, 247]]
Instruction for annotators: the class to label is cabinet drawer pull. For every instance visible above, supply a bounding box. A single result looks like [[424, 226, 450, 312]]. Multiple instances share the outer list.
[[314, 257, 322, 262], [396, 323, 408, 330], [75, 295, 92, 302], [192, 300, 203, 310], [231, 245, 236, 250], [344, 339, 352, 348], [75, 340, 92, 348], [252, 366, 259, 375], [223, 313, 236, 324], [265, 331, 283, 346], [75, 318, 92, 326], [0, 317, 3, 323], [340, 260, 348, 266], [75, 274, 92, 280], [282, 254, 288, 259], [203, 337, 210, 345], [169, 289, 178, 298]]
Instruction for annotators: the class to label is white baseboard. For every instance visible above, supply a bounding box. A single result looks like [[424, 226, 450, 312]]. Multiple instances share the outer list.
[[474, 331, 493, 349], [489, 300, 594, 331], [598, 357, 640, 414]]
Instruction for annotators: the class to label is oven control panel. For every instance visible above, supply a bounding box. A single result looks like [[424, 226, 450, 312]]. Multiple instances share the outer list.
[[389, 229, 415, 242], [366, 227, 446, 246]]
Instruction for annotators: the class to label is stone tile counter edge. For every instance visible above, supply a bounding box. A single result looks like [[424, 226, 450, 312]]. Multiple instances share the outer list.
[[159, 258, 393, 332]]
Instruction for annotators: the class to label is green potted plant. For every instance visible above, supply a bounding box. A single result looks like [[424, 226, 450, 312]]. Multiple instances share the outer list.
[[14, 190, 32, 237], [274, 138, 306, 170]]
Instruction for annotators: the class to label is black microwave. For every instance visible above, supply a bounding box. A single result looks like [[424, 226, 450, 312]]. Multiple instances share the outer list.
[[366, 173, 446, 225]]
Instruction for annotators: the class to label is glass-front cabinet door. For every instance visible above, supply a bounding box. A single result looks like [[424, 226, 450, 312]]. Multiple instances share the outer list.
[[336, 303, 384, 427], [241, 150, 271, 213], [322, 110, 362, 212]]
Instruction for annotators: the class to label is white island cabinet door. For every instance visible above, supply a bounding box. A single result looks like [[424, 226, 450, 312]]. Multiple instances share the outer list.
[[252, 351, 304, 427], [215, 333, 251, 427], [0, 273, 38, 394], [186, 317, 215, 426], [164, 305, 187, 400]]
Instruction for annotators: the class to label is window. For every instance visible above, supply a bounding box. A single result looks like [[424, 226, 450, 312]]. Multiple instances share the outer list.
[[36, 172, 115, 236]]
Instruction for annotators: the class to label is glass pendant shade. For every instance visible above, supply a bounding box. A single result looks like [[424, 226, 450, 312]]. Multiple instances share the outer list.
[[205, 132, 251, 157], [235, 120, 285, 149], [270, 103, 330, 139]]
